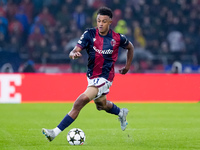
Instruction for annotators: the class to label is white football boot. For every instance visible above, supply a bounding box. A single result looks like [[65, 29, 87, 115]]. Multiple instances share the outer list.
[[42, 128, 56, 142], [118, 108, 129, 131]]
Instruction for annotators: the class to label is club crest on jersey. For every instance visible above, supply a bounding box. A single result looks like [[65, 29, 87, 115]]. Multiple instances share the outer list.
[[110, 39, 116, 46]]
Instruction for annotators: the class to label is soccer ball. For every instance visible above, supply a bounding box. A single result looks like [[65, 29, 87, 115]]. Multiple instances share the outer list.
[[67, 128, 86, 145]]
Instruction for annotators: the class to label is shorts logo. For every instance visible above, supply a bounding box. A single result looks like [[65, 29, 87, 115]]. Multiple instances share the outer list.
[[110, 39, 116, 46]]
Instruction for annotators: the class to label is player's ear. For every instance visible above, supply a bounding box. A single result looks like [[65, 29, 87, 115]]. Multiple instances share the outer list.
[[109, 18, 112, 25]]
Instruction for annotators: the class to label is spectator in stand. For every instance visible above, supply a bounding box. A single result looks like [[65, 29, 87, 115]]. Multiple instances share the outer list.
[[5, 0, 18, 21], [49, 43, 62, 63], [111, 9, 122, 29], [19, 0, 34, 24], [167, 0, 181, 14], [30, 18, 45, 35], [117, 26, 134, 64], [167, 30, 186, 62], [0, 11, 8, 36], [28, 25, 44, 46], [92, 9, 98, 27], [61, 38, 69, 55], [90, 0, 105, 9], [125, 0, 145, 20], [32, 0, 43, 15], [114, 19, 128, 35], [56, 5, 70, 27], [132, 21, 146, 49], [124, 6, 133, 26], [130, 20, 154, 70], [73, 5, 86, 30], [57, 26, 68, 44], [8, 17, 24, 37], [48, 0, 61, 17], [25, 39, 36, 61], [184, 24, 198, 55], [159, 41, 169, 56], [168, 15, 182, 32], [149, 0, 161, 17], [141, 16, 151, 42], [21, 60, 36, 72], [197, 27, 200, 65], [42, 0, 52, 6], [0, 32, 6, 48], [82, 16, 92, 29], [35, 39, 49, 63], [37, 6, 56, 28], [107, 0, 124, 10], [5, 36, 21, 53], [45, 25, 59, 45], [68, 19, 78, 38], [24, 39, 41, 63], [0, 5, 6, 17], [62, 0, 76, 13], [15, 7, 29, 33]]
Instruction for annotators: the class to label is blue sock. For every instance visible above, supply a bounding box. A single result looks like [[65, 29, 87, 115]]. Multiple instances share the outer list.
[[106, 103, 120, 115], [57, 114, 74, 131]]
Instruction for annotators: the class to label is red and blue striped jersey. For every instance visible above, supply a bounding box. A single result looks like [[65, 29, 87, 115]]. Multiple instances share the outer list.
[[76, 28, 129, 82]]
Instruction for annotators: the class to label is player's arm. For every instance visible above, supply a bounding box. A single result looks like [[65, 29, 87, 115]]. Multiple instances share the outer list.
[[69, 30, 90, 60], [119, 41, 134, 74], [69, 46, 82, 60]]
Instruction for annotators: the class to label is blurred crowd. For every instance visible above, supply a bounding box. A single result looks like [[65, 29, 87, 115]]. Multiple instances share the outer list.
[[0, 0, 200, 72]]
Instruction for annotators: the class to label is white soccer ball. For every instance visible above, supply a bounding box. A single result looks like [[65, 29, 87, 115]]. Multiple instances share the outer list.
[[67, 128, 86, 145]]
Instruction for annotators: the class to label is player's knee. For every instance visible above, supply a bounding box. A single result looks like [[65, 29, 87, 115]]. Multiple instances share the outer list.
[[73, 94, 90, 111]]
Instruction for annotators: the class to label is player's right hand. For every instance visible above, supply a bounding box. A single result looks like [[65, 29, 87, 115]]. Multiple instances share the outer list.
[[70, 51, 82, 59]]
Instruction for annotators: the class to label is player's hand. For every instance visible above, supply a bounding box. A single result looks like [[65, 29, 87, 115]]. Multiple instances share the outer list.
[[70, 51, 82, 59], [119, 67, 129, 74]]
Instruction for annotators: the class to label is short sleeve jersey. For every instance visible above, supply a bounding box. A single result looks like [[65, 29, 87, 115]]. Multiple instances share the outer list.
[[76, 28, 129, 82]]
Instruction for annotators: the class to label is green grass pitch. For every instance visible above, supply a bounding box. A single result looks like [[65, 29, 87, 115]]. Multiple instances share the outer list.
[[0, 103, 199, 150]]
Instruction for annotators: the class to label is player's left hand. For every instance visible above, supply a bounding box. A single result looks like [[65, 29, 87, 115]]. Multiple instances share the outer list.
[[119, 67, 129, 74]]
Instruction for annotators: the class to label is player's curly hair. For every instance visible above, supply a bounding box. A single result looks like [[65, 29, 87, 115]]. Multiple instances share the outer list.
[[97, 7, 113, 19]]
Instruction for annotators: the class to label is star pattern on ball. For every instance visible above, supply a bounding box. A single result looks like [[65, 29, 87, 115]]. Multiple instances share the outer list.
[[75, 129, 81, 134], [69, 136, 75, 143], [79, 136, 85, 143]]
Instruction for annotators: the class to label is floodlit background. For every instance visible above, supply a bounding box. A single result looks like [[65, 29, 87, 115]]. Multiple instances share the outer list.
[[0, 0, 200, 73], [0, 1, 200, 149]]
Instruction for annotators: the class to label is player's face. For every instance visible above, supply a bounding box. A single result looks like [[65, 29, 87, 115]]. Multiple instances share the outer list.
[[97, 14, 112, 36]]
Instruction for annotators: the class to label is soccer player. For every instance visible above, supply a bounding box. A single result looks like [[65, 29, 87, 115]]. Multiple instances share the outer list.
[[42, 7, 134, 142]]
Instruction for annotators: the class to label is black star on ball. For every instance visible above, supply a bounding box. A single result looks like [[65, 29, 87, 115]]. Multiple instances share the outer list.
[[69, 136, 75, 143], [75, 129, 81, 134]]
